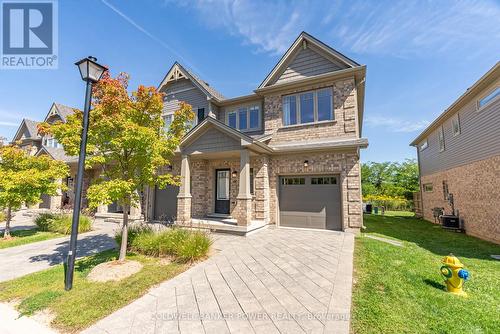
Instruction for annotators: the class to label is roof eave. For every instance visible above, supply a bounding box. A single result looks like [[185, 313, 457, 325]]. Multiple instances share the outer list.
[[410, 61, 500, 146]]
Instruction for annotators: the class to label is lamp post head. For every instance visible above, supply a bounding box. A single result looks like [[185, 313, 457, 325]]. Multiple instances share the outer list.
[[75, 56, 107, 83]]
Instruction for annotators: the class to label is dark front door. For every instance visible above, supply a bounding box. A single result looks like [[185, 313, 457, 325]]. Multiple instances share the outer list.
[[215, 169, 230, 214]]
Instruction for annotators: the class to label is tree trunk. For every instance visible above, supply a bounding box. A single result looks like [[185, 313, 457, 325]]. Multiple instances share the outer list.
[[118, 203, 129, 261], [3, 207, 12, 239]]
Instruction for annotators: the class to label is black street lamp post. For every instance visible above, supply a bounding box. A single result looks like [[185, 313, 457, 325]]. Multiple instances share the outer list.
[[65, 56, 106, 291]]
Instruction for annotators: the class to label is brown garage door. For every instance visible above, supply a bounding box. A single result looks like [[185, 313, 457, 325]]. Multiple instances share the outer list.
[[279, 175, 341, 230], [153, 185, 179, 222]]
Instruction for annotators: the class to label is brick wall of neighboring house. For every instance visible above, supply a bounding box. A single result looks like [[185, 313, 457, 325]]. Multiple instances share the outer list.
[[263, 77, 359, 146], [268, 150, 362, 230], [421, 155, 500, 244]]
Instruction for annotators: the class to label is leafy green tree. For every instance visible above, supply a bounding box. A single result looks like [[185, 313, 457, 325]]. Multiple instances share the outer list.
[[0, 145, 68, 238], [361, 159, 419, 201], [40, 72, 194, 261]]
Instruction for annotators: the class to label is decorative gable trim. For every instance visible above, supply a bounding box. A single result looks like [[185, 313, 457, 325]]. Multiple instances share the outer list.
[[43, 103, 63, 123], [158, 62, 222, 102], [258, 31, 360, 89]]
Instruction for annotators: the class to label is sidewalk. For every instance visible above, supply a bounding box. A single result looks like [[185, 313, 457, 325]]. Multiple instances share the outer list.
[[0, 303, 56, 334], [0, 213, 119, 282]]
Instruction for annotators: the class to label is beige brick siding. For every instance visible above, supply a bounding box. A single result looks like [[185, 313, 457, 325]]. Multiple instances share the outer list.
[[421, 155, 500, 244], [264, 77, 358, 146]]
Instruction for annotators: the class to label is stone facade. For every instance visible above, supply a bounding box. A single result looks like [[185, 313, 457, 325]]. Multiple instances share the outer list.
[[421, 155, 500, 244], [264, 77, 359, 146]]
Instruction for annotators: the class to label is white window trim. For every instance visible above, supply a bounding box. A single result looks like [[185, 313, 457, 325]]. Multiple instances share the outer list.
[[419, 140, 428, 151], [438, 126, 445, 152], [477, 87, 500, 112], [282, 87, 334, 127], [451, 114, 461, 137], [226, 104, 261, 132]]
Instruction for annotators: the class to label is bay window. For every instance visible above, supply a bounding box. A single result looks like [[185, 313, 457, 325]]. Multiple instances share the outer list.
[[282, 87, 334, 126], [227, 105, 260, 131]]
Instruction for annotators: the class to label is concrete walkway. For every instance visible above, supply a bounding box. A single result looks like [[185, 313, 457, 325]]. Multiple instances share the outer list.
[[0, 213, 118, 282], [0, 303, 57, 334], [84, 227, 355, 334]]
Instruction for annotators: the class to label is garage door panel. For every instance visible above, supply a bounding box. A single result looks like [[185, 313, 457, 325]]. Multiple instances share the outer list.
[[279, 175, 341, 230], [154, 185, 179, 221]]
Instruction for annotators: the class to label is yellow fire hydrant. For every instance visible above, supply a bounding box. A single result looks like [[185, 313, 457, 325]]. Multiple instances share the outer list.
[[440, 254, 470, 296]]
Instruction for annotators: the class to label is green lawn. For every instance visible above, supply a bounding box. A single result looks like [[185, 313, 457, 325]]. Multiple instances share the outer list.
[[353, 212, 500, 333], [0, 250, 188, 332], [0, 229, 62, 249]]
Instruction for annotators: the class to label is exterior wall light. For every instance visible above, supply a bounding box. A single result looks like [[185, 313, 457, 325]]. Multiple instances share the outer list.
[[303, 160, 309, 167], [232, 170, 237, 178]]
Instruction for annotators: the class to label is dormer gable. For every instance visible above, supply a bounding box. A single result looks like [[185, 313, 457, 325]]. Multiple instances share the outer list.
[[259, 32, 360, 88], [43, 103, 76, 124]]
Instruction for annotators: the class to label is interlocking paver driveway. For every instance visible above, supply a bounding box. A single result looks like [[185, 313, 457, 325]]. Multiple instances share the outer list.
[[84, 227, 355, 334]]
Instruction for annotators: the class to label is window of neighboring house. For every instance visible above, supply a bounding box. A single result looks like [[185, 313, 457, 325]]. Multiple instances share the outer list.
[[250, 168, 254, 195], [477, 87, 500, 109], [420, 140, 428, 151], [44, 137, 60, 148], [282, 87, 334, 126], [163, 114, 173, 131], [228, 112, 237, 128], [438, 126, 445, 152], [227, 105, 260, 131], [452, 114, 460, 136], [197, 108, 205, 124], [423, 183, 433, 192], [442, 180, 449, 200]]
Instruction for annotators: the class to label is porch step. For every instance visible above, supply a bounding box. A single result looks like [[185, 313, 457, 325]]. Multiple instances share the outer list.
[[206, 213, 233, 219]]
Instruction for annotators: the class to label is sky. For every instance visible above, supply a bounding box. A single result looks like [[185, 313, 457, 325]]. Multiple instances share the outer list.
[[1, 0, 499, 162]]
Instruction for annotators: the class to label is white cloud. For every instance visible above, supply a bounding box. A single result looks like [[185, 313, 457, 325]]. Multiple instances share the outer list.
[[0, 121, 19, 127], [365, 116, 429, 133], [165, 0, 500, 57]]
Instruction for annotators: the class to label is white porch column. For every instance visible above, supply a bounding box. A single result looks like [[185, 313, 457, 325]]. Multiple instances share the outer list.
[[236, 149, 252, 226], [177, 154, 192, 224]]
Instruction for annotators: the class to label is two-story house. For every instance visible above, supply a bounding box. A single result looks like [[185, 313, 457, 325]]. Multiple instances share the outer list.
[[11, 103, 136, 216], [147, 32, 368, 233], [411, 62, 500, 244]]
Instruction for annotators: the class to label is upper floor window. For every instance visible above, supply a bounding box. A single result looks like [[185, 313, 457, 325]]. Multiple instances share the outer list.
[[423, 183, 433, 192], [163, 114, 173, 131], [419, 140, 428, 151], [197, 108, 205, 123], [477, 87, 500, 109], [283, 87, 333, 126], [227, 105, 260, 131], [452, 114, 460, 136], [438, 126, 445, 152], [43, 137, 61, 148]]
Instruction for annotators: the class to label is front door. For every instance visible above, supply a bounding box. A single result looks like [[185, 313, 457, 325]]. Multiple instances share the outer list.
[[215, 169, 230, 214]]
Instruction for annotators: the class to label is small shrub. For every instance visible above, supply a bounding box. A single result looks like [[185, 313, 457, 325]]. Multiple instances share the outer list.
[[126, 227, 212, 262], [35, 213, 92, 234], [115, 223, 153, 247]]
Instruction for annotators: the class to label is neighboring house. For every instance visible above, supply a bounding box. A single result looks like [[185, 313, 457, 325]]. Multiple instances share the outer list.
[[10, 103, 139, 216], [410, 62, 500, 244], [11, 118, 42, 156], [147, 32, 368, 233]]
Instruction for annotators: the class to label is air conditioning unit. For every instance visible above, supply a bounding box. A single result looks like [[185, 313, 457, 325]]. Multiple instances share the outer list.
[[440, 215, 460, 229]]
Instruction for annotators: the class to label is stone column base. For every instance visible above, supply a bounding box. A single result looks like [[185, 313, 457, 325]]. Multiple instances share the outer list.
[[235, 197, 252, 226], [177, 196, 192, 224]]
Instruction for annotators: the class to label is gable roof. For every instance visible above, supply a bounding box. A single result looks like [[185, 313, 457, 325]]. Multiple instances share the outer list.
[[35, 146, 78, 163], [180, 116, 273, 154], [12, 119, 41, 142], [43, 102, 77, 123], [410, 61, 500, 146], [158, 62, 226, 101], [258, 31, 360, 89]]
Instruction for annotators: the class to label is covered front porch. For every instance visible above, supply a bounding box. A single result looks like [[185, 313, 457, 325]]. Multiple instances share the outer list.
[[176, 117, 273, 228]]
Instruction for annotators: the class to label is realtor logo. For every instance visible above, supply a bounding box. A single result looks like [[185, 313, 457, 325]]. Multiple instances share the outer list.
[[1, 0, 58, 69]]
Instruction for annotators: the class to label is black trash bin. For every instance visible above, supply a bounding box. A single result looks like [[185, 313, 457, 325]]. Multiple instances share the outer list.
[[366, 204, 373, 214]]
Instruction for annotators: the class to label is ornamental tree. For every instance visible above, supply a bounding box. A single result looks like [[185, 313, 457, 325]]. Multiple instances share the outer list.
[[40, 72, 194, 261], [0, 145, 69, 238]]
